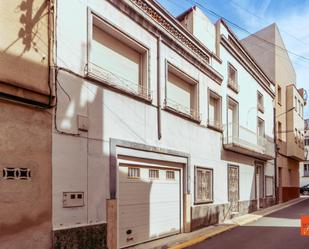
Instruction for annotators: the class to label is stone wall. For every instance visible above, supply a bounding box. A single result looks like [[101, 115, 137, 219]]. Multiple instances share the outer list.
[[53, 224, 107, 249]]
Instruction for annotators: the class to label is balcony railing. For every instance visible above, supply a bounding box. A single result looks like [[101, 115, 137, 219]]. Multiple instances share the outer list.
[[228, 79, 239, 93], [87, 62, 152, 100], [164, 98, 200, 121], [223, 122, 275, 160]]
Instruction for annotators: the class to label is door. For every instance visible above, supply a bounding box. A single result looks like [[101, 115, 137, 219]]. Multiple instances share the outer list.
[[228, 165, 239, 212], [256, 164, 264, 209], [118, 165, 181, 248]]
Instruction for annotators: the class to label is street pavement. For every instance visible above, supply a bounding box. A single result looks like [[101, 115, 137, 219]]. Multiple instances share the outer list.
[[187, 197, 309, 249]]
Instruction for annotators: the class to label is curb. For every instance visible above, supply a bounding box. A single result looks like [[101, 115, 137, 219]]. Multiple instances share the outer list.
[[168, 197, 307, 249]]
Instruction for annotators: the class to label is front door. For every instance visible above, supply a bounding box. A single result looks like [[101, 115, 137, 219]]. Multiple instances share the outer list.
[[228, 165, 239, 212], [256, 164, 264, 209]]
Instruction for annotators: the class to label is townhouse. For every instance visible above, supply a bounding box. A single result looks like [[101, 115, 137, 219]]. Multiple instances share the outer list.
[[0, 1, 53, 248], [52, 1, 276, 248], [242, 24, 306, 202], [300, 119, 309, 187]]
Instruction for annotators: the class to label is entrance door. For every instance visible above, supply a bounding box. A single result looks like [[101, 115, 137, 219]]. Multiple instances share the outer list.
[[256, 164, 264, 209], [119, 165, 181, 248], [228, 165, 239, 212]]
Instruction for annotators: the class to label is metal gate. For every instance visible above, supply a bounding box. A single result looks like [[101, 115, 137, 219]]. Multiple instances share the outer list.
[[228, 165, 239, 212]]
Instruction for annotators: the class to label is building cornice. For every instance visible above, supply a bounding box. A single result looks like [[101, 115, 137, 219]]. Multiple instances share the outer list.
[[106, 0, 223, 84]]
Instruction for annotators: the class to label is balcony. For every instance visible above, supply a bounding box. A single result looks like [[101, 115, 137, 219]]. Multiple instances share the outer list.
[[164, 98, 201, 122], [87, 62, 152, 101], [223, 123, 275, 160]]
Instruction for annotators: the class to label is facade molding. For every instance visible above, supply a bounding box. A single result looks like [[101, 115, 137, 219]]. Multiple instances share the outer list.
[[106, 0, 223, 84]]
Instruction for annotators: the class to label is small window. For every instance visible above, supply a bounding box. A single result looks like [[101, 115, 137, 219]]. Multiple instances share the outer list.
[[227, 63, 238, 93], [208, 90, 222, 130], [278, 85, 282, 105], [257, 91, 264, 113], [149, 169, 159, 179], [128, 167, 140, 179], [305, 138, 309, 146], [166, 170, 175, 180], [195, 167, 213, 203]]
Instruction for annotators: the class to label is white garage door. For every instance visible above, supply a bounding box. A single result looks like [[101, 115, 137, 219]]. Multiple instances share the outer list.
[[119, 165, 181, 248]]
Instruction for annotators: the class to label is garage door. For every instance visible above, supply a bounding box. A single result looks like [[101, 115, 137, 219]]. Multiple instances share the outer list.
[[119, 165, 181, 248]]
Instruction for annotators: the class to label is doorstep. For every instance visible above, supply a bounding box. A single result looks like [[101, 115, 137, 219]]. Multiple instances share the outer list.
[[126, 197, 307, 249]]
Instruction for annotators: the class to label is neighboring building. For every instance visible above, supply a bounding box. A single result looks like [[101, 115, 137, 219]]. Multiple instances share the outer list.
[[0, 1, 53, 248], [300, 119, 309, 187], [242, 24, 305, 203], [52, 1, 275, 248]]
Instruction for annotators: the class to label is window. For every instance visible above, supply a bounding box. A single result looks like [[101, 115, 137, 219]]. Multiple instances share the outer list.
[[208, 90, 222, 130], [227, 63, 239, 93], [278, 121, 282, 140], [166, 170, 175, 180], [165, 63, 199, 120], [295, 96, 298, 112], [88, 14, 150, 99], [149, 169, 159, 179], [257, 118, 265, 145], [257, 91, 264, 113], [278, 85, 282, 105], [227, 97, 239, 141], [128, 167, 140, 179], [305, 138, 309, 146], [195, 167, 213, 203]]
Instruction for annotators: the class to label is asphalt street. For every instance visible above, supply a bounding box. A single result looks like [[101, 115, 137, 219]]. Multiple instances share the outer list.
[[187, 198, 309, 249]]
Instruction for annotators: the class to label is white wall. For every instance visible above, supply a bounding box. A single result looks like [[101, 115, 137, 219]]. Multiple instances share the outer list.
[[53, 0, 275, 230]]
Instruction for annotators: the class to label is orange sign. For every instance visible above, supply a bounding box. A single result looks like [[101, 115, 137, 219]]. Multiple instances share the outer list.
[[301, 216, 309, 236]]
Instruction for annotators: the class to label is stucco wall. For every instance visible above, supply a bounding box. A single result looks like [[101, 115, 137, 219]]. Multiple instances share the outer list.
[[0, 102, 52, 249], [53, 0, 275, 233], [0, 0, 49, 95]]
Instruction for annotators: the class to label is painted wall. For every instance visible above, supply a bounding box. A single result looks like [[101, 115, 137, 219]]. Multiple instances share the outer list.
[[53, 0, 275, 231], [0, 102, 52, 249], [0, 1, 52, 248], [0, 0, 49, 95]]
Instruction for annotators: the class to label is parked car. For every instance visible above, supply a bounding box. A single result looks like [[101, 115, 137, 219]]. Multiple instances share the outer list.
[[300, 184, 309, 195]]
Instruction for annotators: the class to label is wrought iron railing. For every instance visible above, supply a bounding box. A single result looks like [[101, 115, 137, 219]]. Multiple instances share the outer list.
[[164, 98, 200, 121], [87, 62, 152, 100]]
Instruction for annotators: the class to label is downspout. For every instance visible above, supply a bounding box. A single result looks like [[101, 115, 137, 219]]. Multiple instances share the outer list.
[[157, 36, 162, 140], [274, 106, 278, 204]]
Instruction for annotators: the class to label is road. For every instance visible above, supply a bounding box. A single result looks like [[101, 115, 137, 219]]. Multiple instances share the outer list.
[[187, 198, 309, 249]]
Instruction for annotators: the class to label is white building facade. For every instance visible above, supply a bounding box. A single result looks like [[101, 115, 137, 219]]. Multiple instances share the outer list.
[[52, 1, 276, 248], [300, 119, 309, 187]]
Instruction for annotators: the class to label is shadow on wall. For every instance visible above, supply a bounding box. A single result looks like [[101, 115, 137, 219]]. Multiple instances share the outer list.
[[2, 0, 48, 56]]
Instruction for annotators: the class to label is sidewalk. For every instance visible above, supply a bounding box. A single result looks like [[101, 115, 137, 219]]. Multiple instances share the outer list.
[[128, 197, 307, 249]]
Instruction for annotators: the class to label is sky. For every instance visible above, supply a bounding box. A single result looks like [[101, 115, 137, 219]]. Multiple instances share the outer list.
[[157, 0, 309, 119]]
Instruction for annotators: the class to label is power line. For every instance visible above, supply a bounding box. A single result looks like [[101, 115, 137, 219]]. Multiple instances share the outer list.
[[180, 0, 309, 63], [229, 0, 309, 49]]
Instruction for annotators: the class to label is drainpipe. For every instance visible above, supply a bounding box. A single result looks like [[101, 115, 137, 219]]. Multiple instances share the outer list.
[[274, 107, 278, 204], [157, 36, 162, 140]]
